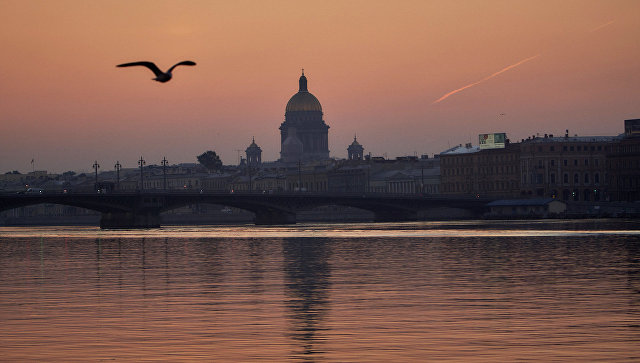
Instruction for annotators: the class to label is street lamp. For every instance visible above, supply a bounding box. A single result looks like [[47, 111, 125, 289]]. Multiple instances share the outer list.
[[298, 160, 302, 192], [421, 164, 424, 195], [161, 157, 168, 190], [138, 156, 146, 190], [93, 160, 100, 191], [114, 161, 121, 190]]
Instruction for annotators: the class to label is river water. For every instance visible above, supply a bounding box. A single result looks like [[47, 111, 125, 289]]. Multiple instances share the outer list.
[[1, 220, 639, 362]]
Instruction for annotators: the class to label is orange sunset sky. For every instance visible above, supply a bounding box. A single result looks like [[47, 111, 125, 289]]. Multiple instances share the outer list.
[[1, 0, 638, 173]]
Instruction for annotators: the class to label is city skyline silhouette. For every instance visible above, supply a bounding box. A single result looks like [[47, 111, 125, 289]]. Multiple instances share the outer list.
[[1, 1, 638, 173]]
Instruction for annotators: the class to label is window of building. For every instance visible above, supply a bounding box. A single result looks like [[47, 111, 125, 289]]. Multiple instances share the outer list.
[[574, 159, 578, 166], [563, 146, 568, 152], [551, 160, 555, 167], [595, 173, 600, 184], [584, 159, 589, 166], [551, 173, 556, 184], [584, 173, 589, 183], [577, 146, 581, 151], [564, 173, 569, 184], [564, 159, 568, 166], [550, 146, 555, 152], [570, 146, 575, 151], [574, 173, 579, 184]]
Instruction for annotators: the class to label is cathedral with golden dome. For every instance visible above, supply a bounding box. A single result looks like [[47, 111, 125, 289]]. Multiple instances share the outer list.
[[279, 70, 330, 163]]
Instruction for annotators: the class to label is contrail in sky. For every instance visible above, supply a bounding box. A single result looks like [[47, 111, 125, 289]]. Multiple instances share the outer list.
[[433, 19, 615, 104], [433, 54, 541, 104], [590, 20, 615, 33]]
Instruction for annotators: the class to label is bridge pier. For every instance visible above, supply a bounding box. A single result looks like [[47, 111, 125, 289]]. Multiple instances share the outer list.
[[100, 211, 161, 229], [254, 210, 296, 225]]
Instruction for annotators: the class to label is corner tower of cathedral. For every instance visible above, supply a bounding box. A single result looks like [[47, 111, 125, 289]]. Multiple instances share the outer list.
[[279, 70, 330, 163]]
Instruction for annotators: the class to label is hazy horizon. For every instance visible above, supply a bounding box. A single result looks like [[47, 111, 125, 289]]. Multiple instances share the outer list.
[[1, 0, 638, 174]]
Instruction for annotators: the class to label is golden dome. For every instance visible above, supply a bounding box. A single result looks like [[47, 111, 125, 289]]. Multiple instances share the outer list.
[[285, 71, 323, 113], [286, 92, 322, 112]]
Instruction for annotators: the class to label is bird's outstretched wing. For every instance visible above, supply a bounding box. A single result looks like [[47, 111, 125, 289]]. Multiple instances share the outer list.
[[167, 61, 197, 73], [116, 61, 163, 77]]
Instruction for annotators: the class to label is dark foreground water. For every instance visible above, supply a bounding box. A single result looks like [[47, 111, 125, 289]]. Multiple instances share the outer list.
[[1, 220, 639, 362]]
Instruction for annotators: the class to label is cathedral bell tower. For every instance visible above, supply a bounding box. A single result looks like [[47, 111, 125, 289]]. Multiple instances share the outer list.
[[245, 137, 262, 167], [348, 135, 364, 160]]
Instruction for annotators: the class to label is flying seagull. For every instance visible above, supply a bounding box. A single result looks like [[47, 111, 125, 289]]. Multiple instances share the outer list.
[[116, 60, 196, 82]]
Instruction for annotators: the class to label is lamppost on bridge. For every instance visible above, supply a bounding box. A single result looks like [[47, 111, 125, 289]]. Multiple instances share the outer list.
[[161, 157, 168, 190], [92, 160, 100, 191], [138, 156, 146, 190], [114, 161, 121, 190], [297, 160, 302, 192], [421, 164, 424, 195]]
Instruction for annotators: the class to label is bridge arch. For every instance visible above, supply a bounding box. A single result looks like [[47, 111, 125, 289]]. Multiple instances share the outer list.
[[1, 192, 490, 228]]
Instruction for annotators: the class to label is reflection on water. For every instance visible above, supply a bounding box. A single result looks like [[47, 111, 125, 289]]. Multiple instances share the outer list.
[[284, 238, 331, 359], [0, 220, 639, 361]]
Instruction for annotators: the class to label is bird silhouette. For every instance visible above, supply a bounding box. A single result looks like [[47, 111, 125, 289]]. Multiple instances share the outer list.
[[116, 61, 196, 82]]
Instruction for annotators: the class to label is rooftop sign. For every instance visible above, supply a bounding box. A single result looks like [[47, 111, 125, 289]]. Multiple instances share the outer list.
[[479, 133, 506, 149]]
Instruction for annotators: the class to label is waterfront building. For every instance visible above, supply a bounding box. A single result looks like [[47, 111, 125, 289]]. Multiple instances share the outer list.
[[201, 172, 236, 192], [284, 161, 331, 192], [328, 164, 370, 193], [279, 71, 330, 162], [252, 172, 287, 193], [0, 170, 55, 191], [519, 132, 616, 201], [440, 141, 520, 198], [608, 119, 640, 201], [440, 128, 631, 202], [376, 170, 417, 195], [328, 156, 440, 194]]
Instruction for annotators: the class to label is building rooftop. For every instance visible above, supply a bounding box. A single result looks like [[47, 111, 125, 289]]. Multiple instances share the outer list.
[[521, 135, 620, 143], [439, 144, 481, 155]]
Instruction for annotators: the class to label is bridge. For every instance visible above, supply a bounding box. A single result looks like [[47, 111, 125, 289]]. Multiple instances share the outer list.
[[0, 192, 491, 228]]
